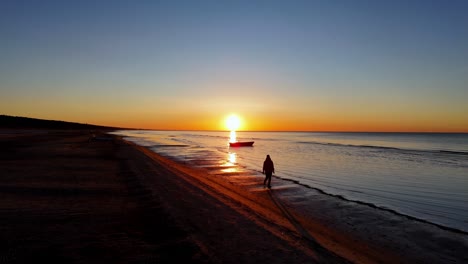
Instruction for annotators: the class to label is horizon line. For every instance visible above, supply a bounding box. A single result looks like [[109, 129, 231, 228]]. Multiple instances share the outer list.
[[124, 128, 468, 134], [2, 114, 467, 134]]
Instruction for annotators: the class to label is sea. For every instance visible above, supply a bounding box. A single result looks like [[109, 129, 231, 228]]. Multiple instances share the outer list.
[[111, 130, 468, 233]]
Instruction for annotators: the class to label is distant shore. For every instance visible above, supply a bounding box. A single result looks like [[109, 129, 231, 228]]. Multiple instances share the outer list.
[[1, 129, 467, 263]]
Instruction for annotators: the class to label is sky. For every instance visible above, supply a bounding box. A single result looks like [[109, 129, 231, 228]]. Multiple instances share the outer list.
[[1, 0, 467, 132]]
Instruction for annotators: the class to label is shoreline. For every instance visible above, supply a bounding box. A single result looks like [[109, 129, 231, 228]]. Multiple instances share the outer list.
[[120, 133, 468, 263], [120, 129, 468, 235], [1, 129, 467, 263], [277, 176, 468, 235]]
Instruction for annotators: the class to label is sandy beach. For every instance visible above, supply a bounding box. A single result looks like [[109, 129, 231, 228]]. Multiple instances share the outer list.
[[1, 130, 467, 263]]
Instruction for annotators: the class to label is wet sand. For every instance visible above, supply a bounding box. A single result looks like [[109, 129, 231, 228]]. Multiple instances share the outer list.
[[1, 129, 467, 263]]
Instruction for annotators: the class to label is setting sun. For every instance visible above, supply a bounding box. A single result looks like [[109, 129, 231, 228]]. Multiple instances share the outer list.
[[225, 114, 241, 131]]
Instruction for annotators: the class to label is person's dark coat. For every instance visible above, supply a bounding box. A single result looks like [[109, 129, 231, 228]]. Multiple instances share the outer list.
[[263, 155, 275, 174]]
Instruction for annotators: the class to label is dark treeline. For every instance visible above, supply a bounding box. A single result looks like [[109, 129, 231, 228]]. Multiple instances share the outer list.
[[0, 115, 119, 130]]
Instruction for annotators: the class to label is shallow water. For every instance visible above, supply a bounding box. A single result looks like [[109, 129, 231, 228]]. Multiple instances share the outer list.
[[112, 130, 468, 232]]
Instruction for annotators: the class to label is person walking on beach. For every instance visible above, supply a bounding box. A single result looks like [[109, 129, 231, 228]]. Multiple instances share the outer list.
[[263, 155, 275, 188]]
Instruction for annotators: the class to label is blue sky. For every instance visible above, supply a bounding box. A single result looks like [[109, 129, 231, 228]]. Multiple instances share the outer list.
[[1, 0, 467, 131]]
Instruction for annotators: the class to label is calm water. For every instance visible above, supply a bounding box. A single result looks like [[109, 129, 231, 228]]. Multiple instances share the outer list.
[[112, 130, 468, 232]]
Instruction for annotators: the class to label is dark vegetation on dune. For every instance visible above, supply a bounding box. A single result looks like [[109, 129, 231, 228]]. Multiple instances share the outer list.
[[0, 115, 120, 130]]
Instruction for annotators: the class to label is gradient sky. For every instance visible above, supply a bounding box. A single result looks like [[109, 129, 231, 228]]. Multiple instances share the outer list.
[[1, 0, 467, 132]]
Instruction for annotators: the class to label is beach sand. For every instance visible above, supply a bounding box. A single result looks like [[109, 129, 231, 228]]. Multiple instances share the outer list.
[[1, 130, 467, 263]]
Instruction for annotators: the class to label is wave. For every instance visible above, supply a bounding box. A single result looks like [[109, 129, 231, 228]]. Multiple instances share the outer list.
[[149, 144, 189, 148], [296, 141, 468, 156], [439, 150, 468, 156], [176, 131, 286, 142], [274, 175, 468, 235]]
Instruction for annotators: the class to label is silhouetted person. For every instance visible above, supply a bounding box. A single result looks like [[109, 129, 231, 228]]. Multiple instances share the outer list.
[[262, 155, 275, 188]]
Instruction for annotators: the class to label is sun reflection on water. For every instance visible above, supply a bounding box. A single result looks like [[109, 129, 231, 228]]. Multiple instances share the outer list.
[[229, 130, 237, 143], [219, 152, 239, 173], [228, 152, 236, 164], [221, 167, 238, 173]]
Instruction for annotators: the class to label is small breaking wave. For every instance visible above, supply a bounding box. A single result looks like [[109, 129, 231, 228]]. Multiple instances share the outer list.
[[296, 141, 468, 156]]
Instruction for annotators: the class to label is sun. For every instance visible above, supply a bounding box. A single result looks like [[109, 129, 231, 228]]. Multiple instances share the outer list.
[[225, 114, 241, 131]]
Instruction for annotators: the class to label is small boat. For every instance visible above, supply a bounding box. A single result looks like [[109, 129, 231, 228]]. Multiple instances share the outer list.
[[229, 141, 254, 147]]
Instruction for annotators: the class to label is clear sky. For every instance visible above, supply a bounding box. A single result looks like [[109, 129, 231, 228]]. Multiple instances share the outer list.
[[1, 0, 467, 132]]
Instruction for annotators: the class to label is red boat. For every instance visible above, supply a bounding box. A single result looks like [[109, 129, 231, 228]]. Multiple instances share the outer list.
[[229, 141, 254, 147]]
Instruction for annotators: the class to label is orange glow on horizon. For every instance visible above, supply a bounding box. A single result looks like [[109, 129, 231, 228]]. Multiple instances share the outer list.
[[3, 107, 467, 133], [73, 114, 468, 133]]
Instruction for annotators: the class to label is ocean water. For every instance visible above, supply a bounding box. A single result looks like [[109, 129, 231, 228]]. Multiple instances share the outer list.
[[112, 130, 468, 233]]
